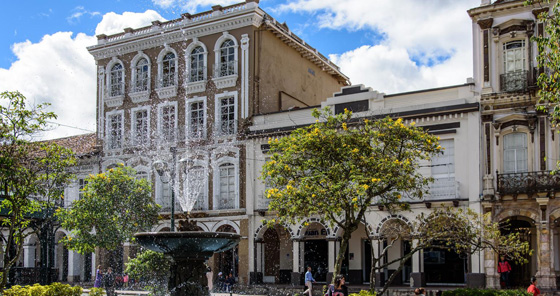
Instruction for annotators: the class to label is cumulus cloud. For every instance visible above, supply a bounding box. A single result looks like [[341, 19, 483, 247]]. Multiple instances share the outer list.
[[95, 10, 166, 36], [277, 0, 479, 93], [152, 0, 241, 14], [0, 10, 168, 140], [67, 6, 101, 24], [0, 32, 97, 140]]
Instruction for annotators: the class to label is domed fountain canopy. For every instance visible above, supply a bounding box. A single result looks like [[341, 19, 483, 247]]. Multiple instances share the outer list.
[[134, 231, 241, 259]]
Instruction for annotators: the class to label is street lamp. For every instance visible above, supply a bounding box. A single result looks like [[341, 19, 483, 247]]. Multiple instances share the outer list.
[[153, 147, 177, 232]]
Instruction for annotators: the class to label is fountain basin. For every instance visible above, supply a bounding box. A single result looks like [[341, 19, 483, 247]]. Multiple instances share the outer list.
[[135, 231, 240, 259]]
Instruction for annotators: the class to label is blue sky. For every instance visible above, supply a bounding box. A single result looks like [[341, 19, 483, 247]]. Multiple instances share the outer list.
[[0, 0, 479, 139]]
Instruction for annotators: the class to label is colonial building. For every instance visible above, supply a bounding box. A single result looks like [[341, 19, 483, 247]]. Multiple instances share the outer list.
[[86, 0, 349, 284], [245, 83, 481, 287], [469, 0, 558, 290]]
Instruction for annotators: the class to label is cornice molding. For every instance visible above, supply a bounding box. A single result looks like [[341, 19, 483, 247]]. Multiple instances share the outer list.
[[89, 14, 262, 61]]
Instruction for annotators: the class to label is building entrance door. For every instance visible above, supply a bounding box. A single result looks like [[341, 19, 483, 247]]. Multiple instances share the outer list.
[[304, 240, 328, 282]]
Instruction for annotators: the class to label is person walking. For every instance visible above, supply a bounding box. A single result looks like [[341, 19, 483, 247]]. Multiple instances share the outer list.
[[414, 287, 426, 296], [303, 267, 316, 296], [527, 276, 541, 296], [94, 265, 103, 288], [498, 255, 512, 288], [103, 267, 116, 296]]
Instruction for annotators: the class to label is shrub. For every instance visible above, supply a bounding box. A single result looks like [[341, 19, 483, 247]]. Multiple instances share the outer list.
[[349, 290, 377, 296], [442, 288, 532, 296], [2, 283, 83, 296], [88, 287, 106, 296]]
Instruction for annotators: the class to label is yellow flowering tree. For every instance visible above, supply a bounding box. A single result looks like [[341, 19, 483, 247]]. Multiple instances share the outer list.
[[262, 108, 441, 284], [56, 166, 160, 256]]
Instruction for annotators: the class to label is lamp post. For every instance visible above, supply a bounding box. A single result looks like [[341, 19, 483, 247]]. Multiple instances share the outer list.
[[153, 147, 177, 232]]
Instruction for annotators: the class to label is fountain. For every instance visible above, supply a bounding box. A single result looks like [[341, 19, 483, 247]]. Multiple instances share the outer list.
[[134, 152, 241, 296]]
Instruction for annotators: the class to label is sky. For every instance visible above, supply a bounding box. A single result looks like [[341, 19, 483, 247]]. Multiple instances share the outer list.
[[0, 0, 480, 140]]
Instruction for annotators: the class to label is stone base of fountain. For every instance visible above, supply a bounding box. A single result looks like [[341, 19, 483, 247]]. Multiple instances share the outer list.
[[135, 219, 240, 296]]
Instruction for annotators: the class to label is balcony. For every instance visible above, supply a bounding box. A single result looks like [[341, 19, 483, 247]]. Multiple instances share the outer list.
[[500, 70, 529, 93], [497, 171, 560, 196]]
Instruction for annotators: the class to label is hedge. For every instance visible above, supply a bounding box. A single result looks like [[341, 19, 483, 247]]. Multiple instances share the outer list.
[[443, 288, 532, 296], [2, 282, 83, 296]]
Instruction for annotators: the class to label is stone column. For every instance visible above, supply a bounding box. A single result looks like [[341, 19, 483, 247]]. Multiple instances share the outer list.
[[327, 238, 336, 284], [291, 239, 301, 285], [23, 245, 36, 267], [67, 250, 82, 282], [410, 239, 425, 288], [536, 197, 556, 290]]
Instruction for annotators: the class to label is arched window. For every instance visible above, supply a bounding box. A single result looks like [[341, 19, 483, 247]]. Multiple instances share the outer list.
[[219, 40, 236, 77], [134, 58, 149, 92], [186, 166, 207, 211], [110, 63, 124, 96], [217, 163, 236, 210], [161, 52, 176, 87], [503, 132, 528, 173], [190, 46, 205, 82]]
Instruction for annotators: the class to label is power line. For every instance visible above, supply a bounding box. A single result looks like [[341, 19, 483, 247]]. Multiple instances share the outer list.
[[46, 121, 95, 133]]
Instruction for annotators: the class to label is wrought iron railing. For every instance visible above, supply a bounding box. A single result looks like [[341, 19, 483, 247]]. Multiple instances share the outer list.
[[500, 70, 529, 93], [497, 170, 560, 195]]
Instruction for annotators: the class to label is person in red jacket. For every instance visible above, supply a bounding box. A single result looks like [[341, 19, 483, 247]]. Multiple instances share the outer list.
[[497, 255, 512, 288], [527, 276, 541, 296]]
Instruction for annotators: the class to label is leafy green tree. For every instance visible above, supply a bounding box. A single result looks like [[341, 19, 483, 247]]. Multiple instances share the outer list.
[[125, 249, 171, 296], [532, 1, 560, 123], [370, 207, 531, 295], [0, 91, 76, 291], [56, 165, 160, 254], [262, 108, 441, 284]]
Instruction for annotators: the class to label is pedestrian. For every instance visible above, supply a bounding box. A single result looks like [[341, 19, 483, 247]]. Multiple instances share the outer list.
[[103, 267, 116, 296], [123, 273, 129, 289], [414, 287, 426, 296], [527, 276, 541, 296], [225, 272, 235, 292], [216, 272, 225, 291], [498, 255, 512, 289], [94, 265, 103, 288], [303, 266, 316, 296], [326, 274, 348, 296]]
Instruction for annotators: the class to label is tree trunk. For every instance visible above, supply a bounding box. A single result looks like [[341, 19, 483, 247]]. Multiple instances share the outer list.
[[332, 231, 352, 284]]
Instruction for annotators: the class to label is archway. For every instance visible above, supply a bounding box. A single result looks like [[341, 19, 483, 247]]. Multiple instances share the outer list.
[[303, 222, 328, 282], [377, 218, 413, 286], [263, 228, 280, 281], [215, 225, 238, 278], [55, 232, 69, 282], [501, 217, 536, 288]]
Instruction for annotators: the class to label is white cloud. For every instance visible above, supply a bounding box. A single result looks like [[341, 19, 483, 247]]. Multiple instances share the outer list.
[[0, 32, 97, 140], [277, 0, 479, 93], [67, 6, 101, 24], [151, 0, 241, 14], [95, 10, 166, 36], [0, 10, 169, 140]]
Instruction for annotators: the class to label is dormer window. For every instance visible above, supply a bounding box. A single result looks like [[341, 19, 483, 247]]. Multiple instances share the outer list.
[[161, 52, 176, 87], [219, 40, 236, 77], [110, 63, 124, 97]]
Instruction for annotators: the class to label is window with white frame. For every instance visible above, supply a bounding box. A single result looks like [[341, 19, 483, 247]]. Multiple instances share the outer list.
[[132, 109, 149, 146], [159, 104, 177, 142], [503, 40, 526, 73], [503, 132, 528, 173], [161, 52, 176, 87], [219, 40, 236, 77], [186, 166, 207, 211], [431, 139, 455, 179], [110, 63, 124, 96], [217, 96, 236, 135], [107, 113, 123, 149], [78, 178, 88, 199], [217, 163, 236, 210], [190, 46, 205, 82], [187, 100, 205, 139], [134, 58, 149, 92]]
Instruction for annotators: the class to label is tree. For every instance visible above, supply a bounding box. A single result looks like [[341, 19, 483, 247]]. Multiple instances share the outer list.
[[125, 249, 171, 296], [0, 91, 76, 291], [56, 165, 160, 256], [532, 1, 560, 123], [261, 108, 441, 284], [368, 207, 531, 295]]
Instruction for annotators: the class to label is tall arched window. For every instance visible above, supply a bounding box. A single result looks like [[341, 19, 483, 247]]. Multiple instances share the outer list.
[[161, 52, 176, 87], [110, 63, 124, 96], [134, 58, 149, 92], [503, 132, 528, 173], [219, 40, 236, 77], [190, 46, 205, 82], [186, 166, 207, 211]]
